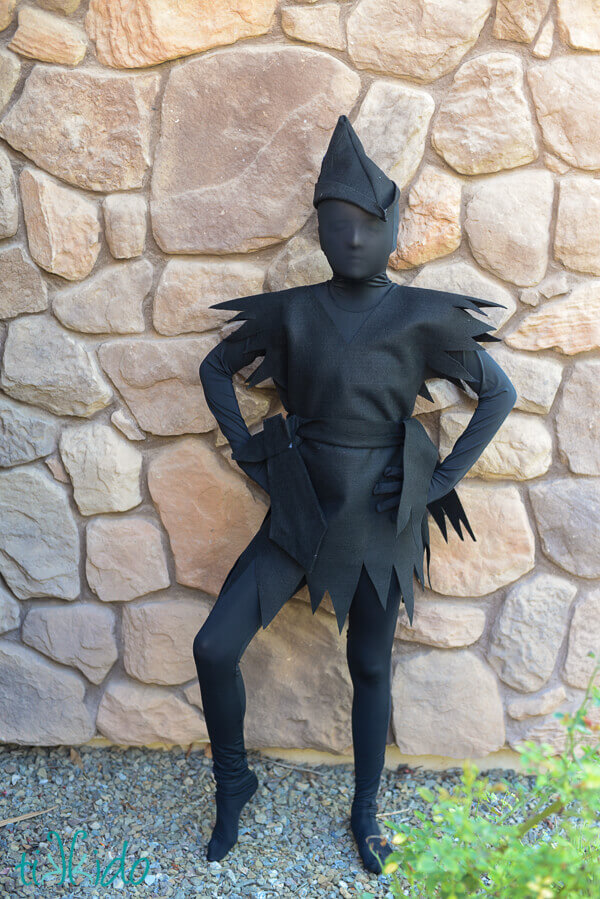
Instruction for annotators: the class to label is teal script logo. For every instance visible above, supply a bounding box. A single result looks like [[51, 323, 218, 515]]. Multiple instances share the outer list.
[[14, 829, 151, 887]]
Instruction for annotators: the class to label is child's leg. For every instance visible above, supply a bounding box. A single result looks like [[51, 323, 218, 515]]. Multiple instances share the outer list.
[[193, 555, 304, 861], [193, 557, 264, 860], [346, 565, 400, 874]]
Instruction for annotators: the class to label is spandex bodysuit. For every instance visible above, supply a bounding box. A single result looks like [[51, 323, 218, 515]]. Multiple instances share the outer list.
[[195, 277, 516, 871], [193, 112, 517, 874]]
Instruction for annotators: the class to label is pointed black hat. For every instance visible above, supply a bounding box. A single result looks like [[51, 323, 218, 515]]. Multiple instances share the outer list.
[[313, 114, 400, 221]]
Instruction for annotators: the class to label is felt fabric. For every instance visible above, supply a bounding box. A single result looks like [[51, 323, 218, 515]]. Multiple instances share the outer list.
[[199, 281, 517, 633], [313, 113, 399, 221]]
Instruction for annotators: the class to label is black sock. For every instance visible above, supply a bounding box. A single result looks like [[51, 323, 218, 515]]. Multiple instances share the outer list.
[[206, 769, 258, 862], [350, 798, 393, 875]]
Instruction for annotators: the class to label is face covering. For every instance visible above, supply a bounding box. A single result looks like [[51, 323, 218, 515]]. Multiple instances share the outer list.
[[312, 115, 400, 289]]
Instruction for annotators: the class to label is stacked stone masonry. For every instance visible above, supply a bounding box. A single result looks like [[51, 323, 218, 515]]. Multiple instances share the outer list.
[[0, 0, 598, 761]]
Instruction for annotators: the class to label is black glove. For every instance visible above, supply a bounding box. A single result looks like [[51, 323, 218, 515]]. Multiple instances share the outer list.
[[373, 456, 450, 520], [372, 449, 404, 521]]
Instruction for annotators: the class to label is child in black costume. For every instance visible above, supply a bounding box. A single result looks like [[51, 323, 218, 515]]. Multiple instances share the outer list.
[[195, 115, 517, 874]]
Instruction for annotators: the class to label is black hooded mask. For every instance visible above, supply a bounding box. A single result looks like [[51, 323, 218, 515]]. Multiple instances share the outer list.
[[312, 114, 401, 263]]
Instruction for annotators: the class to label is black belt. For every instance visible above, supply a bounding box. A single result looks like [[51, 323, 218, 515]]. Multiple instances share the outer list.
[[231, 412, 439, 572]]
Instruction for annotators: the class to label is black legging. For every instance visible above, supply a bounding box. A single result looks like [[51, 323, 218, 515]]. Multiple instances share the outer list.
[[193, 554, 401, 804]]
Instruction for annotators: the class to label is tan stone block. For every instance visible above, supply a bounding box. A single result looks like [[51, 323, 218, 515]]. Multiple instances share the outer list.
[[38, 0, 81, 13], [20, 167, 100, 281], [0, 465, 80, 599], [0, 640, 94, 744], [183, 681, 202, 709], [428, 484, 535, 597], [353, 79, 434, 190], [213, 385, 273, 452], [557, 360, 600, 475], [96, 677, 207, 747], [230, 383, 271, 437], [110, 408, 145, 441], [347, 0, 493, 83], [528, 57, 600, 171], [122, 596, 211, 686], [532, 18, 554, 58], [464, 169, 553, 286], [150, 46, 360, 254], [0, 315, 112, 417], [554, 176, 600, 276], [0, 49, 20, 112], [0, 246, 47, 320], [563, 589, 600, 689], [44, 453, 69, 483], [53, 259, 152, 334], [86, 517, 169, 603], [0, 147, 17, 239], [529, 477, 600, 578], [0, 394, 58, 467], [392, 648, 505, 757], [557, 0, 600, 51], [488, 572, 576, 692], [432, 52, 537, 174], [413, 379, 463, 415], [8, 6, 87, 65], [0, 0, 16, 31], [544, 151, 570, 174], [98, 335, 220, 436], [505, 281, 600, 355], [59, 422, 142, 516], [0, 65, 160, 190], [520, 287, 540, 307], [539, 271, 572, 300], [485, 344, 563, 415], [103, 194, 147, 259], [22, 603, 117, 684], [281, 4, 346, 50], [390, 165, 461, 269], [153, 259, 266, 337], [395, 596, 486, 646], [511, 704, 600, 755], [507, 685, 567, 720], [85, 0, 277, 68], [147, 437, 267, 596], [493, 0, 550, 42]]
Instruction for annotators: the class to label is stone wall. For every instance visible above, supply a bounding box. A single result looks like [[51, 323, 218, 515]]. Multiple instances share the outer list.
[[0, 0, 599, 761]]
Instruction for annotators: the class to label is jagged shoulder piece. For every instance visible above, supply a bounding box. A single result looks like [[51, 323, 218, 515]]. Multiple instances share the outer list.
[[209, 287, 293, 390], [406, 285, 507, 403], [404, 285, 508, 547]]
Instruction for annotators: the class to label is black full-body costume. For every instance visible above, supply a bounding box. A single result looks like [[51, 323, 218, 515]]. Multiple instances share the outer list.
[[194, 116, 517, 873]]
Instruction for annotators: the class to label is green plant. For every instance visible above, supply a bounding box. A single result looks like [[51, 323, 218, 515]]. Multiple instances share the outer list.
[[360, 651, 600, 898]]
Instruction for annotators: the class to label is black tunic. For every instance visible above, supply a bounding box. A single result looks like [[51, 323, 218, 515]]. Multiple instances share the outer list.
[[199, 281, 517, 634]]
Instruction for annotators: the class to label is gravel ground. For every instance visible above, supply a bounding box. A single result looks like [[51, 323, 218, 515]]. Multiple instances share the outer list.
[[0, 744, 544, 898]]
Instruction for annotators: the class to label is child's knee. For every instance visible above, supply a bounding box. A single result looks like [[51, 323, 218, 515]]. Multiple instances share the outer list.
[[193, 627, 216, 668], [193, 625, 236, 673], [347, 649, 390, 685]]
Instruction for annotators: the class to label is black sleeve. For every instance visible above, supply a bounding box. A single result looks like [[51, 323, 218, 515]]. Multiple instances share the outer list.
[[426, 348, 517, 504], [199, 340, 270, 493]]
